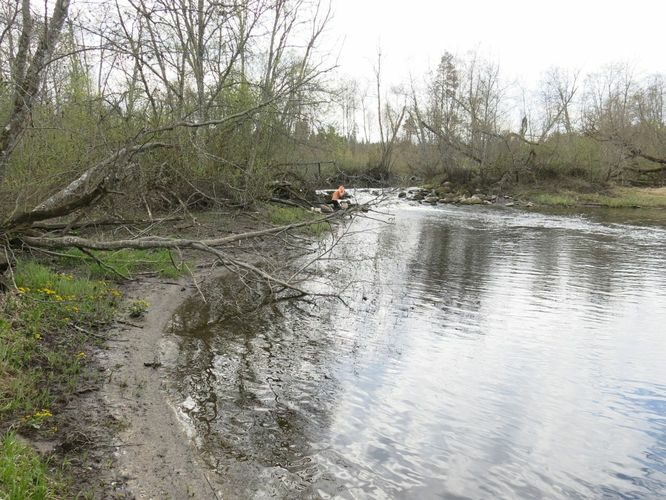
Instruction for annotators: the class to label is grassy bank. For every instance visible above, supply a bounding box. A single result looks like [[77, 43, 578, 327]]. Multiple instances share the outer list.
[[0, 250, 182, 498], [516, 186, 666, 209], [0, 433, 65, 499], [57, 248, 183, 280], [267, 204, 331, 236]]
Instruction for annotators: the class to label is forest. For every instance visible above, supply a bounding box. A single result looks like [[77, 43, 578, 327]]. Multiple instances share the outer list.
[[0, 0, 665, 232]]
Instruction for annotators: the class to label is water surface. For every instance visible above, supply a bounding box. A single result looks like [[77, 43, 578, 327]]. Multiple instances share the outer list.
[[170, 200, 666, 499]]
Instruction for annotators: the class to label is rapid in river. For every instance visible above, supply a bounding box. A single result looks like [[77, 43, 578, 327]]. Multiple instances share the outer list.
[[168, 193, 666, 499]]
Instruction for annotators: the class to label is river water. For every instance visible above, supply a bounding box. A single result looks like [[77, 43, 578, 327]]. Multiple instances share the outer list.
[[169, 197, 666, 499]]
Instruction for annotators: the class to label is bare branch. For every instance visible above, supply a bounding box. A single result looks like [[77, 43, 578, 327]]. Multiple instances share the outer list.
[[21, 212, 339, 250]]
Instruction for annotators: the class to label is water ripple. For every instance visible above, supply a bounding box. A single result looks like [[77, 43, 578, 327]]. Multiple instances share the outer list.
[[171, 201, 666, 498]]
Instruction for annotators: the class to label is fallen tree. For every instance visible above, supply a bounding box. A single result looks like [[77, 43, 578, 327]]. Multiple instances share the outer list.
[[0, 0, 347, 302]]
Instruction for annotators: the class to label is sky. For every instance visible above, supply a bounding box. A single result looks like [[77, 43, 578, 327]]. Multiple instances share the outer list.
[[326, 0, 666, 90]]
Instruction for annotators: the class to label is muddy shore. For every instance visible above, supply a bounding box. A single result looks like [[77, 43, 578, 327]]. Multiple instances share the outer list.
[[98, 272, 223, 498], [38, 268, 225, 498], [50, 211, 289, 498]]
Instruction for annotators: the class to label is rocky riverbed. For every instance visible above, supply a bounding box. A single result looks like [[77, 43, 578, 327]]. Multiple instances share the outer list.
[[397, 182, 534, 208]]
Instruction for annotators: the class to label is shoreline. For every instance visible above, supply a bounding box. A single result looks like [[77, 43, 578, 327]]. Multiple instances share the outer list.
[[3, 190, 664, 497], [397, 184, 666, 213], [0, 206, 321, 498], [97, 271, 223, 498]]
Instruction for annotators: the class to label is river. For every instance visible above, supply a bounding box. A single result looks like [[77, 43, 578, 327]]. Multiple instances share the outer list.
[[168, 195, 666, 499]]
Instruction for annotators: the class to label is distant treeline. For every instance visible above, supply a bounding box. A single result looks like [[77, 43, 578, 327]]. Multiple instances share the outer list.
[[1, 1, 664, 218], [331, 52, 666, 188]]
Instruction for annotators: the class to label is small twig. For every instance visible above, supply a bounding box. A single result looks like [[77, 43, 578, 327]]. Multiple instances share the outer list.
[[142, 194, 154, 221], [185, 262, 206, 303], [28, 246, 87, 260], [168, 248, 185, 273], [74, 387, 98, 395], [204, 473, 221, 500], [3, 243, 18, 291], [71, 323, 111, 341], [77, 247, 132, 280], [115, 319, 144, 328], [270, 197, 303, 208], [98, 443, 145, 448]]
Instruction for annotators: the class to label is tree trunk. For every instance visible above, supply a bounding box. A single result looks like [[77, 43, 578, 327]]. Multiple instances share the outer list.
[[0, 0, 71, 182]]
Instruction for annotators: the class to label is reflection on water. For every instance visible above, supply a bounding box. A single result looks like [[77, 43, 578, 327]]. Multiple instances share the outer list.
[[170, 201, 666, 499]]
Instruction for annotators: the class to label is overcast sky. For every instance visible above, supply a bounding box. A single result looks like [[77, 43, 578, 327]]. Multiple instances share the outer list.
[[327, 0, 666, 89]]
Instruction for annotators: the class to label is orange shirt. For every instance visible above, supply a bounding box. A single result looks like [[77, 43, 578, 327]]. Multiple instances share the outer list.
[[331, 186, 345, 201]]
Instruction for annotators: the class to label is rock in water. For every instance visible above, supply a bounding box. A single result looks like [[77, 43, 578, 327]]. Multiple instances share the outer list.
[[461, 195, 483, 205]]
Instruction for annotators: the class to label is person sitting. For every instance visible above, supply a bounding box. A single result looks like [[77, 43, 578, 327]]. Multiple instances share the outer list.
[[331, 185, 346, 209]]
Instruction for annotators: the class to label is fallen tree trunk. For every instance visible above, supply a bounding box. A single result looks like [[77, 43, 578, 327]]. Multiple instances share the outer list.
[[586, 132, 666, 173], [17, 210, 344, 296], [3, 143, 172, 231], [21, 212, 338, 250], [31, 217, 183, 231], [33, 143, 171, 213]]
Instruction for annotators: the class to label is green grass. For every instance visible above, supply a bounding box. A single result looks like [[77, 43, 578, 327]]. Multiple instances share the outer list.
[[0, 260, 123, 498], [1, 261, 120, 419], [0, 433, 63, 499], [57, 248, 184, 279], [520, 187, 666, 209], [527, 193, 579, 207], [268, 205, 330, 236]]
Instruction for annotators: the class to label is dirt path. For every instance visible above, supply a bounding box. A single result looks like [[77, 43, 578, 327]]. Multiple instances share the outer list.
[[99, 274, 222, 499]]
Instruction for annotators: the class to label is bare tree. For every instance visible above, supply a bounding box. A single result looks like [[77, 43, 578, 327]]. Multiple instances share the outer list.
[[0, 0, 71, 182], [372, 49, 405, 179], [0, 0, 343, 294], [581, 64, 666, 178]]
